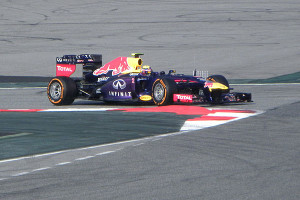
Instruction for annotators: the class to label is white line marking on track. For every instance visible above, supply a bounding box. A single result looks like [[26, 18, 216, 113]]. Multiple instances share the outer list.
[[95, 151, 115, 156], [12, 172, 30, 177], [31, 167, 51, 172], [75, 156, 95, 161], [34, 151, 65, 158], [56, 162, 71, 166], [0, 149, 125, 181]]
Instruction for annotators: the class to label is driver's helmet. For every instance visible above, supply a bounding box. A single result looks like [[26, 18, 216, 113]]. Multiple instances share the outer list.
[[141, 65, 152, 75]]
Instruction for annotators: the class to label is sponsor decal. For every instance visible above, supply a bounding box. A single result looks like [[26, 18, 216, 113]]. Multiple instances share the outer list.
[[108, 91, 132, 97], [139, 95, 152, 101], [173, 94, 193, 103], [113, 79, 126, 90], [76, 54, 92, 59], [97, 77, 109, 82], [96, 88, 102, 94], [137, 78, 147, 81], [57, 66, 73, 72], [56, 64, 76, 77], [56, 58, 76, 63], [204, 81, 228, 92], [204, 82, 213, 88], [93, 57, 131, 76]]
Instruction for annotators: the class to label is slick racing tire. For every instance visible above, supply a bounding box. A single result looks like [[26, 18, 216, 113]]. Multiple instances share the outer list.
[[152, 78, 177, 106], [47, 76, 77, 105], [207, 75, 230, 103]]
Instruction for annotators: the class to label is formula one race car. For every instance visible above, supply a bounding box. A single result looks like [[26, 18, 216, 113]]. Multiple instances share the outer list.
[[47, 53, 252, 106]]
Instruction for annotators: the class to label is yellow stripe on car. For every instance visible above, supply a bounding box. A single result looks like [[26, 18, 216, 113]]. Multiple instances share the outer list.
[[208, 82, 228, 92]]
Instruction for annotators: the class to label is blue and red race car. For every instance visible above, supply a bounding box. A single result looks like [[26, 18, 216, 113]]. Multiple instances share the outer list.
[[47, 53, 252, 106]]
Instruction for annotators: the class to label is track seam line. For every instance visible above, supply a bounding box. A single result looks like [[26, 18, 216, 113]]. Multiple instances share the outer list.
[[133, 143, 145, 146]]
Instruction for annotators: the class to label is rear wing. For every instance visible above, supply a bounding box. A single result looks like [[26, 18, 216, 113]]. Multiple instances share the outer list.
[[56, 54, 102, 77]]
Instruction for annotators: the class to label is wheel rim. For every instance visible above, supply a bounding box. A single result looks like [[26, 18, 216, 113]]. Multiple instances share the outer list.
[[49, 82, 62, 100], [154, 82, 165, 101]]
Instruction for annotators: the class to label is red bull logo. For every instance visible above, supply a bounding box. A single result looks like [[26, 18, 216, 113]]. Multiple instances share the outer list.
[[93, 57, 131, 76]]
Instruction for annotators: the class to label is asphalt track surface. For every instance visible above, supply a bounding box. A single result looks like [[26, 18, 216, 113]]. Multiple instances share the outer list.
[[1, 0, 300, 199], [0, 85, 299, 200]]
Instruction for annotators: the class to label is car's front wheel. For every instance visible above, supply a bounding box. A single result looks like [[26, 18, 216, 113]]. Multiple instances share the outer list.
[[47, 76, 77, 105]]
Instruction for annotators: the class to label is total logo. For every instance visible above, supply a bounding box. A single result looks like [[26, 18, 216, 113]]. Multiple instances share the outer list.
[[175, 94, 192, 100], [113, 79, 126, 90], [173, 94, 193, 103], [57, 65, 73, 72]]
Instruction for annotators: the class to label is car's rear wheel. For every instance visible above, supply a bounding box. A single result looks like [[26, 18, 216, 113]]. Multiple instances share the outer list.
[[47, 76, 77, 105], [152, 78, 177, 106]]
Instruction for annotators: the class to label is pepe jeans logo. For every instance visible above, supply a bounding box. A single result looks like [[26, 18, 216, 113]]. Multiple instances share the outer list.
[[113, 79, 126, 90]]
